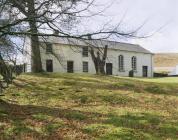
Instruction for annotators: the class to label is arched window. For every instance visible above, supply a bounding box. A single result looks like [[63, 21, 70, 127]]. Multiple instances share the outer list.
[[118, 55, 124, 71], [132, 56, 137, 71]]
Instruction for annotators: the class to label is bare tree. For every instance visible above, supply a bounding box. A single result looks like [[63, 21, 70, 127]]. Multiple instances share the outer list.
[[90, 44, 108, 75], [0, 0, 151, 74], [0, 0, 97, 72]]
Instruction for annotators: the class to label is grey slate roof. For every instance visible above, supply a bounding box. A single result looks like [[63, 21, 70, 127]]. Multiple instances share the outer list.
[[40, 37, 153, 54]]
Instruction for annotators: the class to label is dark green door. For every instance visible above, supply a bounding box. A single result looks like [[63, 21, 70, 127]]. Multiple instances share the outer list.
[[46, 60, 53, 72], [106, 63, 113, 75], [143, 66, 148, 77]]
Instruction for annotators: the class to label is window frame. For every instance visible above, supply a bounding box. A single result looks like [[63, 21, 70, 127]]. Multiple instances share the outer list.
[[118, 55, 124, 72], [46, 43, 53, 54], [67, 61, 74, 73], [83, 61, 89, 73], [82, 46, 89, 57], [132, 56, 137, 71]]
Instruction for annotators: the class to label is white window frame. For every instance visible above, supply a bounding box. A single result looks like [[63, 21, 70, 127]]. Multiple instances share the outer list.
[[132, 56, 137, 71], [118, 55, 124, 72], [83, 61, 89, 72], [46, 43, 53, 53], [82, 46, 88, 57]]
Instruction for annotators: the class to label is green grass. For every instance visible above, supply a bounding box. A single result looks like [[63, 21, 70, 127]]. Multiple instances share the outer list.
[[130, 77, 178, 83], [0, 73, 178, 140]]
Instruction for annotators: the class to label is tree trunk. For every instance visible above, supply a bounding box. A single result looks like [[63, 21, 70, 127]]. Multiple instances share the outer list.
[[90, 48, 99, 74], [0, 53, 12, 84], [99, 61, 105, 75], [90, 45, 108, 75], [29, 22, 43, 73], [8, 0, 43, 72], [100, 45, 108, 75], [28, 0, 43, 73]]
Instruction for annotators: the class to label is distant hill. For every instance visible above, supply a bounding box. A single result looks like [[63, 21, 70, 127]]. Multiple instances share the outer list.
[[154, 53, 178, 67]]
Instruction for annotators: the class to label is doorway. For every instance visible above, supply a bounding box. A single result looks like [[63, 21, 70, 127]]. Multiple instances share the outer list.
[[143, 66, 148, 77], [46, 60, 53, 72], [106, 63, 113, 75], [67, 61, 74, 73]]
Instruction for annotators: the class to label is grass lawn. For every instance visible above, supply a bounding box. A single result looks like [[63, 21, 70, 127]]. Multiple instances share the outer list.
[[0, 73, 178, 140]]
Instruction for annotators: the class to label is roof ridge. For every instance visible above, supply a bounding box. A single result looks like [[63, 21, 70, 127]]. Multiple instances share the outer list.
[[39, 36, 152, 54], [100, 39, 139, 46]]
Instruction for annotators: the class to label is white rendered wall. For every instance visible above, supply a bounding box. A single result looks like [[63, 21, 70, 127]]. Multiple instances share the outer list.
[[23, 37, 32, 72], [40, 43, 153, 77], [168, 65, 178, 76]]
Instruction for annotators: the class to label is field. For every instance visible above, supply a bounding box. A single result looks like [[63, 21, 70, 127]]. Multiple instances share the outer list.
[[0, 73, 178, 140], [154, 53, 178, 67]]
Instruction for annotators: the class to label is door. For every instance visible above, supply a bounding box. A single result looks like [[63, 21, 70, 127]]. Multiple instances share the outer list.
[[143, 66, 148, 77], [67, 61, 74, 73], [46, 60, 53, 72], [106, 63, 113, 75]]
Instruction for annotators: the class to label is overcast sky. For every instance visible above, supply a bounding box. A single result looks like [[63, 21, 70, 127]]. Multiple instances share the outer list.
[[83, 0, 178, 53]]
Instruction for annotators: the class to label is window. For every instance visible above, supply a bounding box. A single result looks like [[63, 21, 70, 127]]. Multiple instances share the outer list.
[[83, 61, 88, 72], [132, 56, 137, 71], [67, 61, 74, 73], [82, 46, 88, 57], [46, 43, 53, 53], [118, 55, 124, 71]]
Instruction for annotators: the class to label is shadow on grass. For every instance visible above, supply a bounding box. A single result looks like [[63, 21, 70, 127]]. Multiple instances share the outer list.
[[12, 78, 141, 107], [0, 99, 103, 140], [1, 98, 178, 140], [16, 76, 167, 96], [25, 72, 103, 83], [10, 75, 178, 111], [103, 112, 178, 140], [21, 73, 178, 97]]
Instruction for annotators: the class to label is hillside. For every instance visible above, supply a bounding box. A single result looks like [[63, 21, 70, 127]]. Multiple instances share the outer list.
[[154, 53, 178, 67], [0, 73, 178, 140]]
